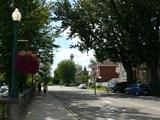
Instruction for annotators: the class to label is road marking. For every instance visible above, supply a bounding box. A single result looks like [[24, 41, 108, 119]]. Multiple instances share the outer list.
[[103, 100, 112, 104]]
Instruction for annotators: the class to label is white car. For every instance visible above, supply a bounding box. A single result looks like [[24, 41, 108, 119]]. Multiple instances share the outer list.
[[78, 84, 87, 89], [0, 85, 9, 97]]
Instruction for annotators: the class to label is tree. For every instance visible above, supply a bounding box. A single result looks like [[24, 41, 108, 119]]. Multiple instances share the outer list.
[[39, 62, 51, 83], [53, 0, 160, 95], [88, 59, 97, 68], [52, 0, 136, 84], [53, 68, 60, 84], [75, 65, 89, 84], [0, 0, 58, 91], [109, 0, 160, 95], [79, 66, 89, 84], [56, 60, 76, 85], [79, 75, 88, 84]]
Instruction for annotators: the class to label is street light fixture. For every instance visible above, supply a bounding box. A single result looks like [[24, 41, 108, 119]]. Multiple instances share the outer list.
[[94, 78, 96, 95], [11, 8, 21, 97], [12, 8, 21, 21], [98, 76, 102, 80]]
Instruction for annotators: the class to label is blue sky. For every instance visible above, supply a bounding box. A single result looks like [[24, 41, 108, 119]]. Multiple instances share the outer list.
[[51, 27, 94, 76], [49, 0, 95, 76]]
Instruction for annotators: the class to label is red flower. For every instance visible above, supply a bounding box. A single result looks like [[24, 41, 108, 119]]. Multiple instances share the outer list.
[[16, 50, 39, 75]]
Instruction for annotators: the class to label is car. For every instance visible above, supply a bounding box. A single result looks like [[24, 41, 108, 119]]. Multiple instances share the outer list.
[[78, 84, 87, 89], [106, 79, 117, 92], [113, 82, 127, 93], [0, 84, 9, 97], [126, 83, 150, 95]]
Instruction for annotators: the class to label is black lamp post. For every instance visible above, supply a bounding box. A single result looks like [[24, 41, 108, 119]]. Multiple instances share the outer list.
[[10, 8, 21, 97]]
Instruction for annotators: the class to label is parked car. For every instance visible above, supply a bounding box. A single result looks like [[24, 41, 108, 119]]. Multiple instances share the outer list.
[[106, 79, 117, 92], [113, 82, 127, 93], [78, 84, 87, 89], [126, 83, 150, 95], [0, 84, 9, 97]]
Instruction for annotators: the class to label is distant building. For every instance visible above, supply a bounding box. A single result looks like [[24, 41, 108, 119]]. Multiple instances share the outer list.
[[116, 63, 127, 82], [90, 60, 119, 83], [133, 64, 150, 84]]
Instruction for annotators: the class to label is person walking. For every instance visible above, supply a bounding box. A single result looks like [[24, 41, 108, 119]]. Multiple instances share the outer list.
[[37, 82, 42, 95], [43, 83, 48, 95]]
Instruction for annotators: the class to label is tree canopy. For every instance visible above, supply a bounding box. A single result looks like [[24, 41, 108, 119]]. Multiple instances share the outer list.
[[52, 0, 160, 94], [0, 0, 58, 85], [56, 60, 76, 85]]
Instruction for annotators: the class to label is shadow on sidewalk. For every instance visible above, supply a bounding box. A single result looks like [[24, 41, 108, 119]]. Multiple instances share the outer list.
[[22, 93, 77, 120]]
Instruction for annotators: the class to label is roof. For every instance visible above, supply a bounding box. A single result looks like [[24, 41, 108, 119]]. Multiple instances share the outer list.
[[92, 60, 118, 68]]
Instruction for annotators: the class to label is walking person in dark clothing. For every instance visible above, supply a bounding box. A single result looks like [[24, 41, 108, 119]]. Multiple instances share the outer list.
[[37, 82, 42, 95], [43, 83, 48, 95]]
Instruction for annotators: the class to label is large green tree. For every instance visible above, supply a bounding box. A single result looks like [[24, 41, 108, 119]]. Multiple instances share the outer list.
[[0, 0, 58, 90], [52, 0, 137, 84], [108, 0, 160, 95], [56, 60, 76, 85], [53, 0, 160, 95]]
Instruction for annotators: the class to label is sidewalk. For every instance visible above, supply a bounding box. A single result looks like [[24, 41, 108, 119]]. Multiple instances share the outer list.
[[22, 91, 78, 120]]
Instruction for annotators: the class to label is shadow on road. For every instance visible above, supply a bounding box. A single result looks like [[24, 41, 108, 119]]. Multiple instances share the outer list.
[[50, 89, 160, 120], [100, 93, 160, 102], [68, 104, 160, 120]]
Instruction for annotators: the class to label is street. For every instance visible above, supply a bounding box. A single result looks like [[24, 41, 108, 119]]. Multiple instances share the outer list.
[[49, 85, 160, 120]]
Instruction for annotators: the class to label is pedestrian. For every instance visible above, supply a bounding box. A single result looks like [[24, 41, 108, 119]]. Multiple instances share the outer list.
[[37, 82, 42, 95], [43, 83, 48, 95]]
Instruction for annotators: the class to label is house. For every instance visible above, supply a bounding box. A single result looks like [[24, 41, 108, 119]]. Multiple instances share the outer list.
[[133, 64, 150, 84], [116, 63, 127, 82], [90, 60, 119, 83]]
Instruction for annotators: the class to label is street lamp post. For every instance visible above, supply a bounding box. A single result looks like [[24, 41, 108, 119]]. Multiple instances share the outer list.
[[11, 8, 21, 97], [94, 75, 102, 95], [94, 76, 96, 95]]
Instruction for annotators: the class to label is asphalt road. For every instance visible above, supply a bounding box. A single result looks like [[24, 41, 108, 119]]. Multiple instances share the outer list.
[[49, 85, 160, 120]]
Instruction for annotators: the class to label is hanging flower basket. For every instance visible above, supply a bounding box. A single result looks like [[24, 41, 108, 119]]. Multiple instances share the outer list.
[[16, 50, 39, 75]]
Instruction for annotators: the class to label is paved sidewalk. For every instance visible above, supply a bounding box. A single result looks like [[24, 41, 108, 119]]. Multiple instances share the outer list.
[[22, 90, 77, 120]]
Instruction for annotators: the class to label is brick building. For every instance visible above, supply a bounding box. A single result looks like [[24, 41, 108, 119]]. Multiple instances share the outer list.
[[90, 60, 118, 83]]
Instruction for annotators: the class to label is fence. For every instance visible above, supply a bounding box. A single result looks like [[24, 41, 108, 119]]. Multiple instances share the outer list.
[[0, 102, 8, 120], [0, 87, 35, 120]]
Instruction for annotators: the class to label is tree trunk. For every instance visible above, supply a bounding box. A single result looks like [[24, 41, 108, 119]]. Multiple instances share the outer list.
[[121, 61, 134, 85], [147, 58, 160, 96]]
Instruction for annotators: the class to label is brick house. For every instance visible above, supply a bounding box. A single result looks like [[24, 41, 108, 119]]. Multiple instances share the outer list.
[[90, 60, 119, 83], [133, 64, 150, 84]]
